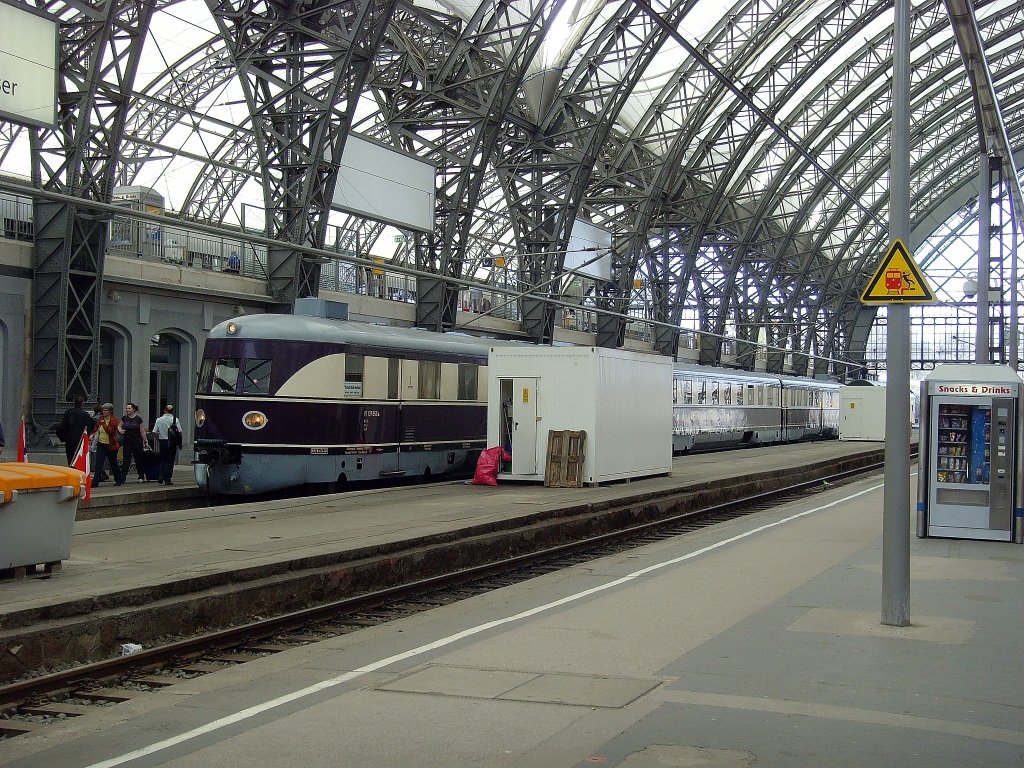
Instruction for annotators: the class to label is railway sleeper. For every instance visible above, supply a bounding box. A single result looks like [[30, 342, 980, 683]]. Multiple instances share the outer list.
[[18, 702, 91, 717], [0, 721, 44, 737], [71, 688, 144, 703]]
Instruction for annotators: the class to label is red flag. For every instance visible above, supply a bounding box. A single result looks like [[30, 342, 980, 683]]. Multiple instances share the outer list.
[[16, 417, 26, 462], [72, 428, 91, 504]]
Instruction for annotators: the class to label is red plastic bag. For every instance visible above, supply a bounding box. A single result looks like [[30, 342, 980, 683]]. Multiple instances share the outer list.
[[472, 446, 511, 486]]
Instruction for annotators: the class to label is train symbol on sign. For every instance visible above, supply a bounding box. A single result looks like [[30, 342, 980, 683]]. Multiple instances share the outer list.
[[885, 268, 902, 292], [885, 268, 917, 295]]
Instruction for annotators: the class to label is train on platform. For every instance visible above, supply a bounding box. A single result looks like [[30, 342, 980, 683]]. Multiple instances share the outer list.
[[193, 312, 841, 495], [670, 363, 840, 454], [193, 313, 503, 494]]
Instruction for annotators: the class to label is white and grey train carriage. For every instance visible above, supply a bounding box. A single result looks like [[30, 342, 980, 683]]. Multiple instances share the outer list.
[[671, 363, 841, 454]]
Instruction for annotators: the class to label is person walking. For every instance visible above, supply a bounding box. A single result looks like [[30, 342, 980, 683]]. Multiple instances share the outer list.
[[88, 402, 108, 481], [59, 396, 93, 466], [153, 404, 182, 485], [118, 402, 149, 482], [91, 403, 125, 487]]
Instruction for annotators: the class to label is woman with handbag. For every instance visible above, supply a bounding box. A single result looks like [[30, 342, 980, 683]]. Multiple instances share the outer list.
[[118, 403, 150, 483], [92, 403, 125, 487]]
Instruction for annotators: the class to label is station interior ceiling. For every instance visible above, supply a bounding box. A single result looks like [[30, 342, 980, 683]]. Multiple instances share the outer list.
[[2, 0, 1024, 409]]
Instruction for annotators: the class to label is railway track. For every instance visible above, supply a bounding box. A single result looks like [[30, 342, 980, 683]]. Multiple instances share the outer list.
[[0, 456, 890, 741]]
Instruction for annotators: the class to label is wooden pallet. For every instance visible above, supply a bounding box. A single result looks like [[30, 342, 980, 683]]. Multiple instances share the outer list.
[[544, 430, 587, 488]]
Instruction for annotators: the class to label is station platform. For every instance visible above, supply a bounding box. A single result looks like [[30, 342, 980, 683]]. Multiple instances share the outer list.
[[0, 441, 884, 675], [2, 439, 1021, 768]]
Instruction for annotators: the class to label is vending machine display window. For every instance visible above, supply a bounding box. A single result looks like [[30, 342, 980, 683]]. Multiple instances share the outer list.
[[934, 403, 990, 486]]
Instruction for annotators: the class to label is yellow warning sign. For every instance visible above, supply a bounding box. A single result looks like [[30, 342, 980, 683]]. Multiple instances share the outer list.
[[860, 239, 935, 304]]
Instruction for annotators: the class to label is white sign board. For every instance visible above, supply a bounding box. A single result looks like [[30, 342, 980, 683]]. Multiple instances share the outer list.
[[0, 2, 57, 128], [928, 382, 1015, 397], [565, 219, 611, 281], [332, 134, 436, 233]]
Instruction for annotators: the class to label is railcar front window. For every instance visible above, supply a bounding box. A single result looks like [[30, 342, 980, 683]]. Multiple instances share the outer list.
[[211, 358, 240, 394], [419, 360, 441, 399], [345, 354, 364, 397], [198, 358, 214, 393], [684, 380, 693, 404], [242, 359, 272, 394], [457, 364, 478, 400]]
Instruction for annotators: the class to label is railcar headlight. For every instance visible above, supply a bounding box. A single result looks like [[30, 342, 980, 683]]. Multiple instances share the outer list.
[[242, 410, 268, 430], [195, 408, 206, 427], [227, 321, 239, 335]]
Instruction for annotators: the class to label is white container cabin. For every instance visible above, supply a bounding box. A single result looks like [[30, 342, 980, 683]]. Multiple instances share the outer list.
[[486, 345, 673, 484], [838, 380, 887, 441]]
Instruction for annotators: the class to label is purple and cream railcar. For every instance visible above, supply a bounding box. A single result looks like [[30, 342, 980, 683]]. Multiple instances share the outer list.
[[193, 314, 498, 494]]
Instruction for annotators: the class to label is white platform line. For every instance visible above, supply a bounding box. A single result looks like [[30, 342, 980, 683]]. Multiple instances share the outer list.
[[85, 481, 883, 768]]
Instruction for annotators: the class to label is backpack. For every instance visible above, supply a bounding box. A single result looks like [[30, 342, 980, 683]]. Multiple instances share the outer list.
[[167, 419, 183, 449]]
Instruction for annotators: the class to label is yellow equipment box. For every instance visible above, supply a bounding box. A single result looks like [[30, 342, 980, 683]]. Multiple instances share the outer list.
[[0, 463, 86, 572]]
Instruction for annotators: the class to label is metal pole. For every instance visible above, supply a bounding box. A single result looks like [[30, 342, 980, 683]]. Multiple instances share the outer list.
[[977, 144, 992, 363], [882, 0, 912, 627], [1009, 192, 1018, 370]]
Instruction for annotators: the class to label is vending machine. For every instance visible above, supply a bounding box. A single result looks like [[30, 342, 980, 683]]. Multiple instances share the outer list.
[[918, 364, 1024, 542]]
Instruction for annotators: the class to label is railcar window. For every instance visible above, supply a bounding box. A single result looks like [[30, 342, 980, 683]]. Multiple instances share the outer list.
[[211, 358, 240, 394], [388, 358, 400, 399], [198, 358, 213, 393], [710, 382, 720, 404], [457, 364, 478, 400], [684, 379, 692, 404], [724, 383, 732, 405], [418, 360, 441, 399], [345, 354, 364, 397], [697, 381, 706, 404], [736, 385, 744, 406], [757, 385, 764, 405], [241, 359, 272, 394]]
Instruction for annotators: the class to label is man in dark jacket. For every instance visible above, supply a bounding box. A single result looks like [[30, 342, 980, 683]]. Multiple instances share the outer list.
[[59, 396, 93, 465]]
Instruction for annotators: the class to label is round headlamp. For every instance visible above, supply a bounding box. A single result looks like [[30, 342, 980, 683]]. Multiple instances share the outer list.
[[242, 411, 268, 430]]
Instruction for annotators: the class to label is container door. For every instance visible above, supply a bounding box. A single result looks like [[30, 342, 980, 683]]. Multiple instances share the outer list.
[[511, 378, 538, 476], [840, 395, 863, 440]]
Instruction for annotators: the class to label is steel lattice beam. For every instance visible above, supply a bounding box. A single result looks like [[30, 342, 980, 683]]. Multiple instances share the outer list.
[[206, 0, 397, 306], [29, 0, 155, 428]]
